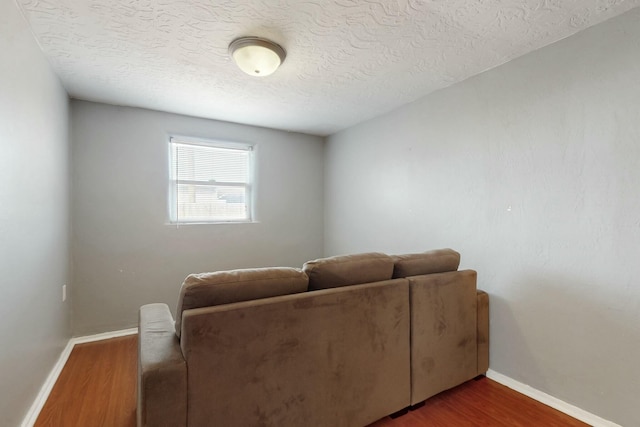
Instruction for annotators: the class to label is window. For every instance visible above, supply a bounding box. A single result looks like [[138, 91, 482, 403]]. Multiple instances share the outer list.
[[169, 136, 253, 223]]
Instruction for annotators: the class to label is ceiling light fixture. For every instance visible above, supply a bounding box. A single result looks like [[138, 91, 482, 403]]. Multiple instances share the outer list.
[[229, 37, 286, 77]]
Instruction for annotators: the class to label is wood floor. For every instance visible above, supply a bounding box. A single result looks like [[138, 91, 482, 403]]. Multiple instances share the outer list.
[[35, 336, 137, 427], [368, 379, 589, 427], [35, 335, 588, 427]]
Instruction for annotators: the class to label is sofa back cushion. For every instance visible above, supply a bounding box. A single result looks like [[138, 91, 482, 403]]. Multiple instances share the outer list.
[[391, 249, 460, 278], [175, 267, 308, 337], [303, 252, 394, 291]]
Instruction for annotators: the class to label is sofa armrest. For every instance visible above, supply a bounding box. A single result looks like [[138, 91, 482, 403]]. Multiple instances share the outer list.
[[138, 303, 187, 427], [408, 270, 478, 404], [477, 290, 489, 375]]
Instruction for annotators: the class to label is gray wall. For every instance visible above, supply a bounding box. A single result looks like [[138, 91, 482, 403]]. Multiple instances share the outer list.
[[71, 101, 324, 335], [325, 8, 640, 427], [0, 1, 71, 425]]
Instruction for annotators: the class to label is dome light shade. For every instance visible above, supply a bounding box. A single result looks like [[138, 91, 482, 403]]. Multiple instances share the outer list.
[[229, 37, 286, 77]]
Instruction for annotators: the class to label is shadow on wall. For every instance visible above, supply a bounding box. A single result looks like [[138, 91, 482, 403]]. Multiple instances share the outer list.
[[491, 272, 639, 426]]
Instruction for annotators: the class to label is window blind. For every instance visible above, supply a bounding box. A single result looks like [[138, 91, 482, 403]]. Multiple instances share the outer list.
[[169, 137, 252, 223]]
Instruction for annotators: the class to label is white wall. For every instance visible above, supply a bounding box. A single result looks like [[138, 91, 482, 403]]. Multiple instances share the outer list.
[[71, 101, 324, 335], [0, 1, 71, 425], [325, 8, 640, 427]]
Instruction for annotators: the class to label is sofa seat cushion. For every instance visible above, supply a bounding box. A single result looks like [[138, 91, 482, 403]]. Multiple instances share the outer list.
[[391, 249, 460, 278], [175, 267, 308, 337], [303, 252, 394, 291]]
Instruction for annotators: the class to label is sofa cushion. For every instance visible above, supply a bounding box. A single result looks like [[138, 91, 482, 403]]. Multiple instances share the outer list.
[[175, 267, 308, 337], [303, 252, 394, 291], [391, 249, 460, 278]]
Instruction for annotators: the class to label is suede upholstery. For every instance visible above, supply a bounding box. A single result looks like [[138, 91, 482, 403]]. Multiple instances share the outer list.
[[391, 248, 460, 278], [175, 267, 308, 337], [138, 303, 187, 427], [181, 280, 410, 427], [138, 249, 489, 427], [477, 290, 490, 374], [408, 270, 478, 405], [303, 252, 394, 291]]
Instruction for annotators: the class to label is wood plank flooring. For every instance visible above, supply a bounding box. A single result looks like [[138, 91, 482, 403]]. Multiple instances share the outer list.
[[35, 335, 588, 427], [35, 336, 137, 427], [369, 378, 589, 427]]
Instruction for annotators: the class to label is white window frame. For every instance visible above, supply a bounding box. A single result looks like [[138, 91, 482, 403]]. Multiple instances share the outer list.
[[168, 136, 254, 224]]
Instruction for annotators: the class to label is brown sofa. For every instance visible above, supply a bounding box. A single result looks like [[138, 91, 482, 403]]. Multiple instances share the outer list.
[[137, 249, 489, 426]]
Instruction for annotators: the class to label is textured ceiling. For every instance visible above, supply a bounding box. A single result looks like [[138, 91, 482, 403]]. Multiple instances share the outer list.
[[16, 0, 640, 136]]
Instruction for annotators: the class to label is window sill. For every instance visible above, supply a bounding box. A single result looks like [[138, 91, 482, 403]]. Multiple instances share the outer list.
[[166, 220, 259, 226]]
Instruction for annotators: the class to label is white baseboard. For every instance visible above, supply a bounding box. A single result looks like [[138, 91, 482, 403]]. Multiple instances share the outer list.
[[71, 327, 138, 345], [20, 339, 75, 427], [21, 328, 138, 427], [486, 369, 621, 427]]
